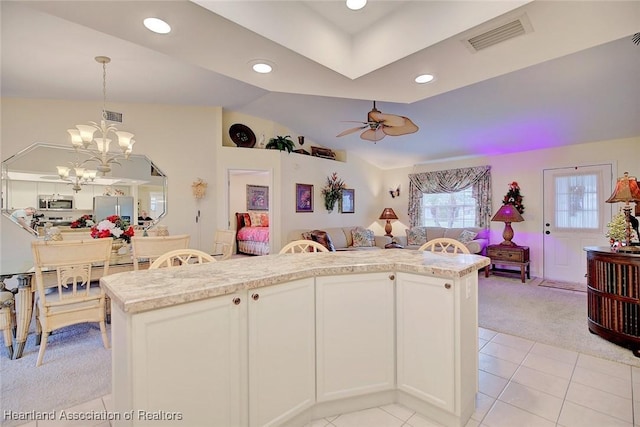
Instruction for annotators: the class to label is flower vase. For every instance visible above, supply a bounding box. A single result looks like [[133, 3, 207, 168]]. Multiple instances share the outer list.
[[111, 239, 124, 255]]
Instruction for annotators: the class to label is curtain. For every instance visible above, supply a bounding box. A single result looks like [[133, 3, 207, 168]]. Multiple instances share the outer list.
[[408, 166, 492, 228]]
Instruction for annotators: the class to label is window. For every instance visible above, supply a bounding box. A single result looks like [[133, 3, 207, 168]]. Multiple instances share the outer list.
[[554, 173, 599, 229], [421, 188, 476, 227]]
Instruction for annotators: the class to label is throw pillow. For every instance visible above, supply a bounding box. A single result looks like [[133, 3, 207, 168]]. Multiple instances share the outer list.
[[242, 213, 251, 227], [458, 230, 478, 244], [311, 230, 335, 251], [248, 211, 265, 227], [351, 227, 375, 247], [260, 213, 269, 227], [301, 231, 313, 241], [406, 227, 427, 246]]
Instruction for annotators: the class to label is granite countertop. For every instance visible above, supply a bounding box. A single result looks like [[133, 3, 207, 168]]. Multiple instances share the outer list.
[[101, 249, 490, 314]]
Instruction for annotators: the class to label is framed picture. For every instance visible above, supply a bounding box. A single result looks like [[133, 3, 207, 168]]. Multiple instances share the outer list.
[[296, 184, 314, 213], [247, 185, 269, 211], [341, 189, 355, 213]]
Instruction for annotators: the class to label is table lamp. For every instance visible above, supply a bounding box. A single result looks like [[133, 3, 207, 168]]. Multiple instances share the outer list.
[[491, 204, 524, 246], [605, 171, 640, 252], [379, 208, 398, 237]]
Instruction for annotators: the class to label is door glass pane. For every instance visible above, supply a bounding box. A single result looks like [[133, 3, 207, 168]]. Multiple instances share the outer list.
[[554, 173, 599, 229]]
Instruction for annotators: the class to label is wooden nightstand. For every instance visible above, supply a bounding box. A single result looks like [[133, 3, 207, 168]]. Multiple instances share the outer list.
[[485, 244, 530, 283]]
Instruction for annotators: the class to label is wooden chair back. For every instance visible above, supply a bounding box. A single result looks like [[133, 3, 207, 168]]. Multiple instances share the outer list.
[[213, 229, 235, 260], [150, 249, 216, 269], [131, 234, 190, 270], [418, 238, 470, 254], [31, 238, 112, 366], [279, 240, 329, 254]]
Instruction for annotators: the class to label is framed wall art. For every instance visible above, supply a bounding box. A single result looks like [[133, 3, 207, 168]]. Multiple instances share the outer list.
[[341, 189, 355, 213], [296, 184, 314, 213], [246, 185, 269, 211]]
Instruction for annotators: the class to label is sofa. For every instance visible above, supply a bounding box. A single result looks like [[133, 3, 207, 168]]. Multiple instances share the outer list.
[[287, 227, 391, 251], [394, 226, 489, 255]]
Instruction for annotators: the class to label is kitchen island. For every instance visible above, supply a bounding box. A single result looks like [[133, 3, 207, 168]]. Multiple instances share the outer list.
[[101, 249, 489, 427]]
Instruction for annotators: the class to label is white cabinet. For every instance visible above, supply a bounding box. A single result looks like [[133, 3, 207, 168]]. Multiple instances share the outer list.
[[112, 292, 245, 426], [8, 181, 37, 209], [248, 278, 315, 427], [396, 272, 478, 422], [316, 273, 395, 401], [74, 186, 94, 210]]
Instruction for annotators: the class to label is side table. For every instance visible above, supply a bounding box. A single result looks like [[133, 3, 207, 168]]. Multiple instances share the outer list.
[[485, 244, 530, 283]]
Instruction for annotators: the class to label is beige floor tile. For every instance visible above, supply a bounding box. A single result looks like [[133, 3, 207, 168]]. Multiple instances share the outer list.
[[478, 328, 497, 341], [558, 400, 633, 427], [331, 407, 404, 427], [529, 342, 579, 366], [577, 353, 633, 380], [306, 418, 332, 427], [490, 333, 535, 352], [480, 342, 529, 365], [571, 365, 632, 399], [482, 401, 555, 427], [38, 397, 107, 427], [404, 411, 445, 427], [510, 365, 570, 398], [521, 352, 575, 380], [565, 382, 633, 423], [498, 381, 563, 422], [378, 403, 415, 421], [470, 392, 495, 422], [478, 371, 509, 398], [479, 352, 520, 379]]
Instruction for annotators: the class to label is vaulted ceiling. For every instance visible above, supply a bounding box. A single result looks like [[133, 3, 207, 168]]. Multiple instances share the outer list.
[[2, 1, 639, 169]]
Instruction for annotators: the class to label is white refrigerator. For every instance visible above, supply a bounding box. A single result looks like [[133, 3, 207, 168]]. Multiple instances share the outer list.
[[93, 196, 134, 224]]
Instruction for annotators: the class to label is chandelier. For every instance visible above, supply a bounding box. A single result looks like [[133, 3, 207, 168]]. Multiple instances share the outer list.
[[67, 56, 135, 174], [56, 162, 97, 193]]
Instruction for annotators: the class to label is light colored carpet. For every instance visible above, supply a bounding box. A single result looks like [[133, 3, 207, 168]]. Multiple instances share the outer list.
[[479, 274, 640, 367], [0, 323, 111, 427], [1, 273, 638, 427], [538, 279, 587, 293]]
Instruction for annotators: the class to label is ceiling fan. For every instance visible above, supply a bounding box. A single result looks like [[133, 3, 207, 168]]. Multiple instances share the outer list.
[[336, 101, 419, 142]]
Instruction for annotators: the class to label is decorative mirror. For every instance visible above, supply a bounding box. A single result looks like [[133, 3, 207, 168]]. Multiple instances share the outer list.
[[1, 143, 167, 236]]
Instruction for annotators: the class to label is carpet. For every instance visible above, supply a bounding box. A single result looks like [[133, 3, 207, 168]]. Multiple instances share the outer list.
[[479, 274, 640, 367], [0, 323, 111, 427]]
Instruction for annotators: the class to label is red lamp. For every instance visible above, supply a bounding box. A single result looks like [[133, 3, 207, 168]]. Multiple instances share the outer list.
[[491, 204, 524, 246], [379, 208, 398, 237]]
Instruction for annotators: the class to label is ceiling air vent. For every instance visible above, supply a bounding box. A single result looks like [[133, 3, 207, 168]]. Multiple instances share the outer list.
[[104, 110, 123, 123], [463, 14, 532, 52]]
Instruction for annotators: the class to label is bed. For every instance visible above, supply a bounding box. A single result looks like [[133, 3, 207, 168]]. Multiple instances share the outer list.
[[235, 212, 270, 255]]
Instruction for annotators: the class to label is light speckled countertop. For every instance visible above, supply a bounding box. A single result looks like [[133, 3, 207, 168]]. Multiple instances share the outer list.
[[101, 249, 490, 314]]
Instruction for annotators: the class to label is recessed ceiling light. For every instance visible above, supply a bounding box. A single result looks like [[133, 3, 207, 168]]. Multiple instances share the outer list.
[[415, 74, 435, 84], [249, 60, 275, 74], [143, 18, 171, 34], [346, 0, 367, 11]]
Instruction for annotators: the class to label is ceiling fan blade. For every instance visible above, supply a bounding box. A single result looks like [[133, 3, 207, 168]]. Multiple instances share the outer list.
[[360, 128, 386, 142], [336, 126, 367, 137], [382, 116, 419, 136], [369, 111, 407, 127]]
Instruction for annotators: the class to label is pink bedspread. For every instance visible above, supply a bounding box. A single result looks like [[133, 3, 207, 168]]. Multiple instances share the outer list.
[[237, 226, 269, 243]]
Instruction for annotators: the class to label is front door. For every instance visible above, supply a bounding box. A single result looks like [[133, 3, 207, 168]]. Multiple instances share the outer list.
[[543, 164, 613, 283]]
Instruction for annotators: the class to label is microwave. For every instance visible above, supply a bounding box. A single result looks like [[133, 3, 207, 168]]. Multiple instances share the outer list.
[[38, 195, 74, 210]]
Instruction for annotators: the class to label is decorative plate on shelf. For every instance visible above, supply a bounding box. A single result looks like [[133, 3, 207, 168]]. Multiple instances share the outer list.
[[229, 123, 256, 148]]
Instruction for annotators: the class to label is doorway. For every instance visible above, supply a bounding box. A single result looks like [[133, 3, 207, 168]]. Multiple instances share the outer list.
[[542, 164, 613, 284]]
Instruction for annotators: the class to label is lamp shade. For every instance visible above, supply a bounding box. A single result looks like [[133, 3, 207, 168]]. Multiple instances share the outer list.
[[379, 208, 398, 220], [605, 172, 640, 203], [491, 204, 524, 223]]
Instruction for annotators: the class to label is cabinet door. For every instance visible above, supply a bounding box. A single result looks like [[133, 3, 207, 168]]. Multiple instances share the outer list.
[[396, 273, 455, 411], [9, 181, 38, 209], [74, 185, 94, 210], [316, 273, 395, 402], [248, 278, 315, 427], [129, 292, 245, 426]]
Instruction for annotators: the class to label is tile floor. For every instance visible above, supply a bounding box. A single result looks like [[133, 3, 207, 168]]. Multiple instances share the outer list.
[[11, 327, 640, 427]]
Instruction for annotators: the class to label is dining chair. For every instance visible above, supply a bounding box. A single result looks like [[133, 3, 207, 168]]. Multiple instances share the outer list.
[[149, 249, 216, 269], [279, 240, 329, 254], [418, 238, 470, 254], [213, 229, 235, 260], [31, 238, 112, 367], [131, 234, 191, 270], [0, 290, 16, 358]]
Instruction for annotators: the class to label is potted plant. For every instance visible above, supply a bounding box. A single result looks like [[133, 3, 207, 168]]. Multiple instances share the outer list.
[[265, 135, 295, 153], [321, 172, 346, 213]]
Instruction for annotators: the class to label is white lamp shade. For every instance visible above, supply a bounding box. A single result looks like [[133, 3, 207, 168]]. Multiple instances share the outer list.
[[85, 170, 97, 180], [115, 131, 134, 150], [75, 125, 97, 142], [95, 138, 111, 152], [67, 129, 84, 148], [73, 167, 85, 177], [56, 166, 70, 178]]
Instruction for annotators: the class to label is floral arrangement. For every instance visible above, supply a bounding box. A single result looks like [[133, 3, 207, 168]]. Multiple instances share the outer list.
[[91, 215, 135, 243], [321, 172, 347, 212], [606, 210, 627, 243], [70, 214, 94, 229], [502, 181, 525, 214]]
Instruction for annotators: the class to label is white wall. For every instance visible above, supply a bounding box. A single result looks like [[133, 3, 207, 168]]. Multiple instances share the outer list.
[[381, 136, 639, 277], [1, 98, 220, 272]]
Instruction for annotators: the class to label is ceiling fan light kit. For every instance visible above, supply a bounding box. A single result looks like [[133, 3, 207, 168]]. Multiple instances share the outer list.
[[337, 101, 418, 143]]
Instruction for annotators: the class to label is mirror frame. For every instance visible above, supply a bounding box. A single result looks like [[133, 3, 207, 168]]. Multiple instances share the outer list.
[[1, 142, 167, 237]]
